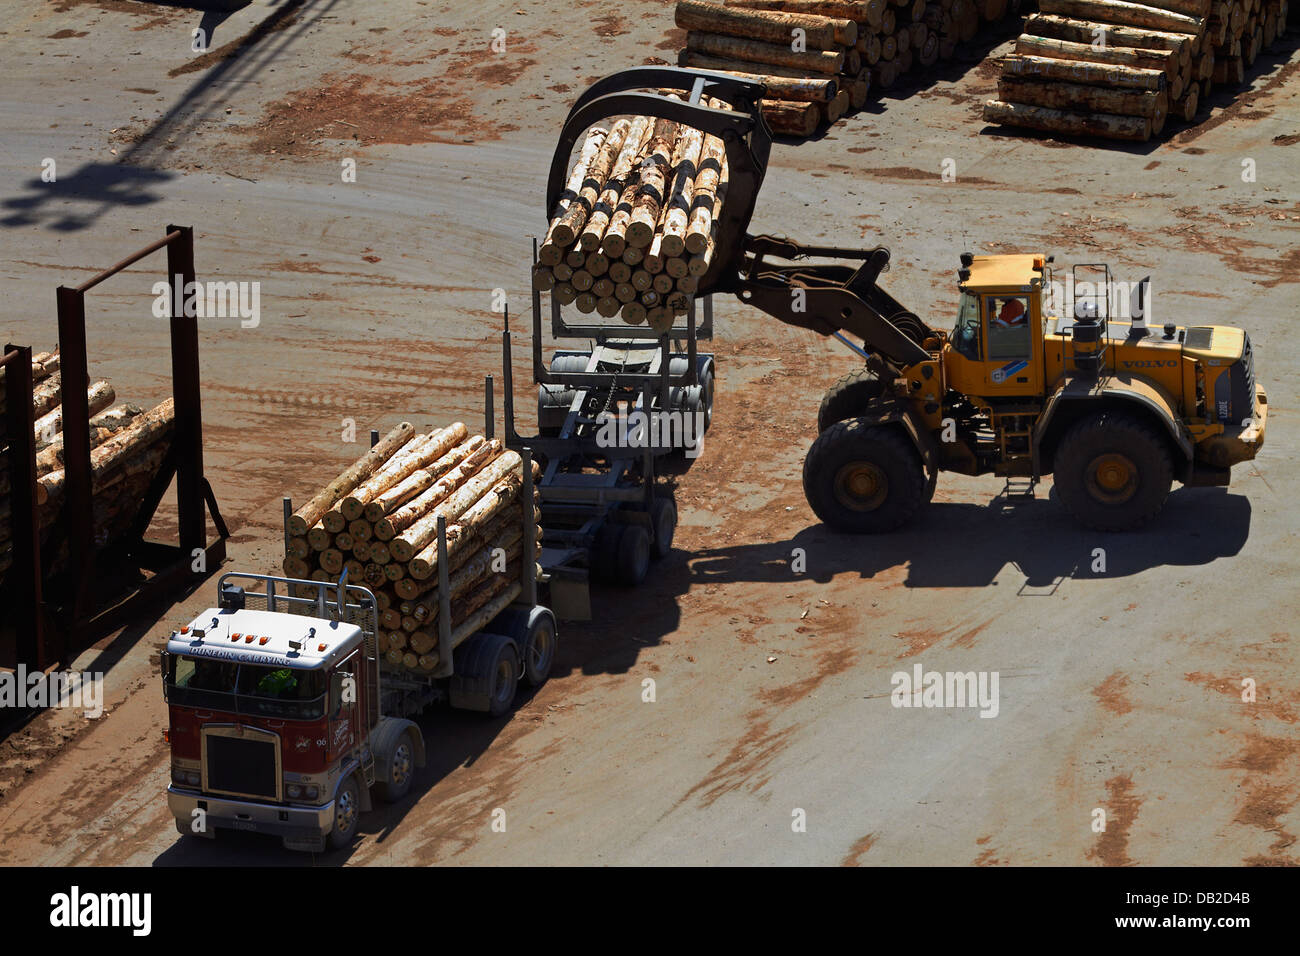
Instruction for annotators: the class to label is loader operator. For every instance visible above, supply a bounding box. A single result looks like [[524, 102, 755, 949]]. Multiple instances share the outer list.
[[991, 298, 1027, 327]]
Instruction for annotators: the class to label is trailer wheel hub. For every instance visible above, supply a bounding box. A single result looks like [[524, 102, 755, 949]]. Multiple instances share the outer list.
[[835, 462, 888, 511], [1087, 453, 1138, 504]]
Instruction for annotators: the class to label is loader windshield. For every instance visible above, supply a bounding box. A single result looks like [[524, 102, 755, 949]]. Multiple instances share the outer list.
[[953, 292, 982, 360]]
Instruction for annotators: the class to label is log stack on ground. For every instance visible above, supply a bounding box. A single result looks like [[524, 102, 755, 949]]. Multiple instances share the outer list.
[[985, 0, 1292, 141], [0, 346, 176, 582], [673, 0, 1024, 138], [536, 108, 730, 333], [283, 422, 543, 674]]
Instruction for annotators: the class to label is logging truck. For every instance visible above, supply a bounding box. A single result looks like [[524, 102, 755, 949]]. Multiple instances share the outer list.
[[164, 566, 556, 852], [552, 68, 1266, 531]]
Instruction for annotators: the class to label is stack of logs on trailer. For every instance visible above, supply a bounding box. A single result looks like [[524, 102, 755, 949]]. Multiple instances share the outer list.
[[985, 0, 1292, 141], [533, 112, 729, 332], [674, 0, 1026, 137], [0, 347, 175, 581], [282, 422, 542, 674]]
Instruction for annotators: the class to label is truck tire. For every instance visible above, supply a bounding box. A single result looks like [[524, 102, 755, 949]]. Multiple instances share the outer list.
[[1053, 412, 1173, 531], [617, 524, 651, 585], [521, 612, 558, 686], [328, 776, 361, 850], [589, 521, 623, 583], [450, 632, 520, 717], [375, 730, 416, 803], [650, 497, 676, 559], [803, 419, 926, 533], [817, 366, 886, 433]]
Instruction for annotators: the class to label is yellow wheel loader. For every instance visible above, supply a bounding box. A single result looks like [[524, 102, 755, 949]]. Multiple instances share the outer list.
[[548, 68, 1267, 533]]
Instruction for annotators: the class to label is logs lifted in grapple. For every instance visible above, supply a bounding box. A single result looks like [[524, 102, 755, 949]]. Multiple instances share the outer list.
[[534, 107, 730, 332]]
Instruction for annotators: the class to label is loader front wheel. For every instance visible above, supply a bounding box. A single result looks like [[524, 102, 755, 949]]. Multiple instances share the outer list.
[[1054, 412, 1173, 531], [803, 419, 926, 533], [817, 366, 886, 433]]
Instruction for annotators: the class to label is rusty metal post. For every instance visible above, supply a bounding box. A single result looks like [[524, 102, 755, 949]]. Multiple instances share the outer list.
[[55, 286, 93, 650], [3, 346, 46, 669], [166, 224, 206, 557]]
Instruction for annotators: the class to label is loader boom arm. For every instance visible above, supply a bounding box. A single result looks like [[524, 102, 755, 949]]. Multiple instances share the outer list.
[[736, 236, 933, 367]]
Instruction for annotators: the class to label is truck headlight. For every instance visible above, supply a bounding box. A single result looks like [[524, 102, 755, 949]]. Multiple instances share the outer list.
[[287, 784, 303, 799], [304, 785, 319, 800], [185, 771, 200, 787]]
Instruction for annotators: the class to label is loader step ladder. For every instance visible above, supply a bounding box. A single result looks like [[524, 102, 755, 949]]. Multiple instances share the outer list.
[[1001, 476, 1038, 500]]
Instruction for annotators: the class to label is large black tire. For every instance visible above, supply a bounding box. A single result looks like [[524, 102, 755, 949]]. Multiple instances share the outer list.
[[1053, 412, 1173, 531], [589, 522, 624, 584], [450, 632, 521, 717], [650, 497, 676, 559], [328, 776, 361, 850], [817, 366, 887, 433], [616, 524, 651, 585], [803, 419, 927, 533]]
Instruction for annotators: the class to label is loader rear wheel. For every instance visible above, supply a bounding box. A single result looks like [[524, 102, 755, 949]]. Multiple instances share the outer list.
[[817, 366, 886, 433], [803, 419, 926, 533], [1054, 412, 1172, 531]]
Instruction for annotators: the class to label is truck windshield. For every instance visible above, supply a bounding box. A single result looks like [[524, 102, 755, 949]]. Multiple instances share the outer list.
[[165, 655, 327, 720]]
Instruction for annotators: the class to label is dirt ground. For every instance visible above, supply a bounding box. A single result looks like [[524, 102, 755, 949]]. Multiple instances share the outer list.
[[1, 0, 1298, 865]]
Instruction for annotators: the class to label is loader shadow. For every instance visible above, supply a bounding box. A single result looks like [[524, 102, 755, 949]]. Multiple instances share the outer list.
[[688, 486, 1252, 591]]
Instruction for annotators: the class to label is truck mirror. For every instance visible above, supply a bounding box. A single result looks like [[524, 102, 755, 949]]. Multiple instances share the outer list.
[[160, 651, 170, 680]]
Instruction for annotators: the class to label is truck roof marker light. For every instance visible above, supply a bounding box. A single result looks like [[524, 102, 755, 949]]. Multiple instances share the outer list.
[[245, 635, 256, 643], [180, 626, 190, 634], [318, 644, 327, 652], [1033, 256, 1045, 270], [259, 636, 270, 646]]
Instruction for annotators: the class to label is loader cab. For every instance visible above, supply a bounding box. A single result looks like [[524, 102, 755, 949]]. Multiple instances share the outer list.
[[945, 254, 1047, 401]]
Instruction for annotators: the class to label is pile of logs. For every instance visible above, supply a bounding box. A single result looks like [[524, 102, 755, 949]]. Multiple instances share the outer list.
[[985, 0, 1292, 141], [674, 0, 1026, 138], [0, 347, 175, 581], [533, 110, 729, 333], [282, 422, 542, 674]]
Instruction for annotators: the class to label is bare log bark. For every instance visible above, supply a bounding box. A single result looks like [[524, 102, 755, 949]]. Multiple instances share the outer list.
[[287, 422, 415, 536], [982, 98, 1153, 140], [685, 30, 845, 73]]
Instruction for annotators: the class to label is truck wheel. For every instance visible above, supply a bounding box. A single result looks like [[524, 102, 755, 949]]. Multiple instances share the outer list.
[[803, 419, 926, 533], [589, 521, 623, 583], [451, 632, 520, 717], [617, 524, 651, 585], [696, 360, 715, 433], [817, 366, 886, 433], [1053, 412, 1172, 531], [522, 613, 558, 686], [328, 776, 361, 850], [376, 731, 416, 803], [650, 497, 676, 559]]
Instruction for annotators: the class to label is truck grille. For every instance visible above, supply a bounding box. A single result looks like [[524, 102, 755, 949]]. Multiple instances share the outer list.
[[202, 726, 281, 801]]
